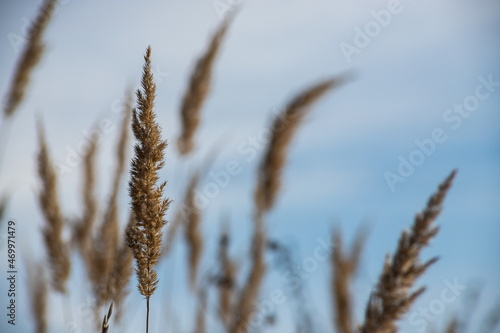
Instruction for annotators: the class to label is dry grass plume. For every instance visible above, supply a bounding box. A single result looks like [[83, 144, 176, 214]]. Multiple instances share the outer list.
[[126, 46, 171, 332], [177, 17, 232, 155], [361, 170, 457, 333], [73, 127, 98, 265], [255, 76, 348, 215], [95, 99, 132, 305], [36, 120, 71, 293], [228, 77, 348, 333], [3, 0, 57, 119], [183, 172, 203, 290]]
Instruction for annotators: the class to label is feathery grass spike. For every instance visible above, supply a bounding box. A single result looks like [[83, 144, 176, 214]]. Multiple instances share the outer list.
[[126, 46, 171, 333], [255, 76, 348, 215], [3, 0, 57, 118], [183, 172, 203, 291], [73, 127, 98, 282], [177, 16, 233, 155], [361, 170, 457, 333], [104, 100, 133, 319], [230, 76, 348, 333], [95, 98, 132, 306], [36, 119, 71, 293]]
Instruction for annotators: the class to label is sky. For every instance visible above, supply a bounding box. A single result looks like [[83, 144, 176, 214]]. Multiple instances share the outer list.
[[0, 0, 499, 332]]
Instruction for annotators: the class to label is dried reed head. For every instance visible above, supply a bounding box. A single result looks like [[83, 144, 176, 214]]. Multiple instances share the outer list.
[[177, 17, 232, 155], [70, 125, 108, 309], [94, 99, 132, 305], [36, 119, 71, 293], [331, 228, 366, 333], [361, 170, 457, 333], [73, 126, 98, 260], [226, 76, 350, 333], [183, 172, 203, 291], [92, 207, 120, 307], [3, 0, 57, 119], [126, 46, 171, 299], [255, 76, 348, 215]]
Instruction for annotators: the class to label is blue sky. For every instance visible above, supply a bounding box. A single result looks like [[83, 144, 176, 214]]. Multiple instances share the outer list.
[[0, 0, 499, 332]]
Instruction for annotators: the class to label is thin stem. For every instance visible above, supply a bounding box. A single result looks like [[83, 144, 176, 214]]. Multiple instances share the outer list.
[[146, 296, 150, 333]]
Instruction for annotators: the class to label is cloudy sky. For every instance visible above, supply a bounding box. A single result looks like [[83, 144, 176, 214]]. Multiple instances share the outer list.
[[1, 0, 499, 332]]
